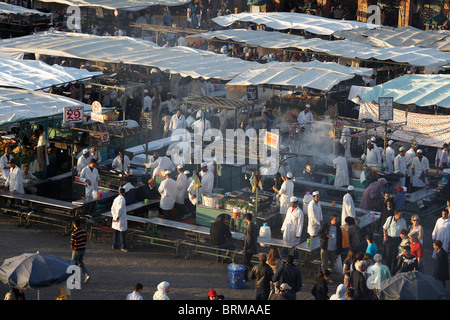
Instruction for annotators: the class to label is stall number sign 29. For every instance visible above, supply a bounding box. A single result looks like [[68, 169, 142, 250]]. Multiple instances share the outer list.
[[64, 106, 84, 123]]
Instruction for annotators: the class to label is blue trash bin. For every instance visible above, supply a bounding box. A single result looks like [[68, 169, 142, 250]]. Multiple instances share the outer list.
[[227, 263, 246, 289]]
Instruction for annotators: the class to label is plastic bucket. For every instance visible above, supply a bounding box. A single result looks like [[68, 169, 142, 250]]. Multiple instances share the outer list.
[[227, 264, 246, 289], [443, 169, 450, 180]]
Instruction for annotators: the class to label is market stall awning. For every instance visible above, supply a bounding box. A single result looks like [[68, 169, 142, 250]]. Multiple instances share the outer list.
[[0, 57, 102, 91], [358, 74, 450, 108], [333, 26, 450, 52], [359, 102, 450, 147], [34, 0, 190, 11], [212, 12, 379, 36], [189, 29, 450, 68], [0, 2, 52, 16], [0, 31, 261, 80], [226, 61, 373, 91], [0, 88, 90, 126]]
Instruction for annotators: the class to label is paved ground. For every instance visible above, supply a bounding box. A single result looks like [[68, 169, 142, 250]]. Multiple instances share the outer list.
[[0, 210, 448, 301]]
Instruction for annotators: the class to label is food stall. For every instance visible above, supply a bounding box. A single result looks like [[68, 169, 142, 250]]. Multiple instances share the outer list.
[[70, 120, 148, 201]]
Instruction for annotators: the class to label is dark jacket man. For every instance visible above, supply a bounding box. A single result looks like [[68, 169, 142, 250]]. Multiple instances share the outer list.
[[249, 253, 274, 300], [272, 255, 302, 300]]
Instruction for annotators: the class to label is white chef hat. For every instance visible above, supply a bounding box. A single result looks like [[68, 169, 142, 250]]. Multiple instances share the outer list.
[[388, 140, 393, 145], [399, 147, 405, 152], [177, 164, 184, 169], [164, 170, 171, 175], [417, 149, 423, 154], [184, 170, 190, 175], [312, 191, 319, 196], [82, 149, 89, 155], [286, 172, 293, 179], [305, 104, 311, 108], [348, 185, 355, 191], [371, 137, 376, 142], [290, 196, 298, 203]]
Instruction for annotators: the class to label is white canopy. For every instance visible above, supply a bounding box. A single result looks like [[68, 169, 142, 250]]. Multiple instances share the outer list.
[[0, 31, 261, 80], [212, 12, 379, 36], [358, 74, 450, 108], [333, 26, 450, 52], [0, 2, 51, 16], [34, 0, 190, 11], [189, 29, 450, 68], [0, 57, 102, 90], [226, 61, 373, 91], [0, 88, 90, 126]]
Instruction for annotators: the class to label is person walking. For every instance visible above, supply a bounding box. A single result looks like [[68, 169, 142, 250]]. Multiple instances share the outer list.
[[242, 213, 258, 282], [70, 218, 90, 283], [272, 255, 302, 300], [249, 253, 274, 300], [111, 188, 128, 252]]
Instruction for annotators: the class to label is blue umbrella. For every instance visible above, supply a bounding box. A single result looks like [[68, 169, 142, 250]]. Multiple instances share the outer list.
[[0, 251, 75, 290]]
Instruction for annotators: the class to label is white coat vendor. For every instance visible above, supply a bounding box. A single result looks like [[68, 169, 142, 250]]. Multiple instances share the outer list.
[[273, 171, 294, 217], [281, 196, 304, 242]]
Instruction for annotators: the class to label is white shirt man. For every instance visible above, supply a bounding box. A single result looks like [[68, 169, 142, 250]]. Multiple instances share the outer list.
[[432, 209, 449, 258], [405, 145, 417, 178], [384, 140, 395, 173], [411, 150, 429, 188], [175, 166, 187, 206], [191, 117, 211, 136], [273, 172, 294, 215], [297, 105, 314, 132], [281, 197, 304, 241], [169, 110, 185, 132], [340, 127, 352, 158], [341, 186, 357, 226], [307, 191, 323, 238], [158, 171, 177, 212], [89, 147, 102, 164], [143, 92, 152, 112], [362, 143, 381, 166], [333, 155, 349, 187], [111, 189, 127, 233], [77, 149, 91, 175], [200, 163, 214, 195], [5, 159, 23, 194], [394, 147, 407, 187], [0, 147, 12, 180], [112, 152, 131, 173], [79, 160, 100, 197], [147, 152, 175, 178]]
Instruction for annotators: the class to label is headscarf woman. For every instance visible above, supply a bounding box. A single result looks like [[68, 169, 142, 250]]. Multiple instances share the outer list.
[[153, 281, 170, 300]]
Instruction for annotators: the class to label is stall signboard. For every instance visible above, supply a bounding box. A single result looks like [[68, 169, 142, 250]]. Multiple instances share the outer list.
[[101, 131, 110, 144], [141, 112, 152, 130], [247, 85, 258, 101], [265, 131, 279, 148], [63, 106, 84, 124], [378, 97, 393, 122], [90, 101, 104, 123]]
